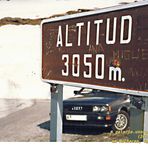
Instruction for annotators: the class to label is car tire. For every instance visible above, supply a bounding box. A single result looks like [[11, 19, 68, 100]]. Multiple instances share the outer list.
[[113, 110, 129, 131]]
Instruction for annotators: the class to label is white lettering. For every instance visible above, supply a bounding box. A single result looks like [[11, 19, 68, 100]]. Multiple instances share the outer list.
[[62, 54, 124, 82], [83, 54, 92, 78], [62, 54, 69, 76], [76, 22, 84, 46], [106, 17, 117, 44], [56, 25, 63, 47], [57, 15, 132, 47], [120, 15, 132, 44], [86, 21, 91, 46], [94, 19, 103, 45], [109, 67, 122, 81], [66, 24, 72, 47], [72, 54, 80, 77], [95, 54, 104, 79]]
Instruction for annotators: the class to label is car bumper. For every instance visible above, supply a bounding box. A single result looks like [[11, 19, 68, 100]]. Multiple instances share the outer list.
[[63, 112, 117, 128]]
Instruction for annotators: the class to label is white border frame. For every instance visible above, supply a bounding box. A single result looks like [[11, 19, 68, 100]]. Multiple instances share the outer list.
[[41, 1, 148, 97]]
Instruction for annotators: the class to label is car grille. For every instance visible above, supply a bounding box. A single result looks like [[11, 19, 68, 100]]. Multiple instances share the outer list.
[[64, 105, 92, 112]]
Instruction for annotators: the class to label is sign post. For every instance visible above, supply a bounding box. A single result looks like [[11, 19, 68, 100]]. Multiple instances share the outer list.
[[50, 84, 63, 142]]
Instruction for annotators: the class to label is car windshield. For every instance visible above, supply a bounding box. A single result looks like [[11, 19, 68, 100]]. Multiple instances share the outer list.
[[77, 88, 101, 94], [74, 88, 122, 98]]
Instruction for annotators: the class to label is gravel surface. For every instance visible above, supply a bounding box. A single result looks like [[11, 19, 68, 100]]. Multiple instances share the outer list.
[[0, 99, 130, 142]]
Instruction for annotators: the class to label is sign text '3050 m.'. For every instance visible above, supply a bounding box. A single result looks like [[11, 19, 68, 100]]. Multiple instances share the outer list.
[[62, 54, 125, 82]]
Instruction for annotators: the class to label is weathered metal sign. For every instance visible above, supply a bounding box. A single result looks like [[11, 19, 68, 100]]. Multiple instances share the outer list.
[[42, 1, 148, 96]]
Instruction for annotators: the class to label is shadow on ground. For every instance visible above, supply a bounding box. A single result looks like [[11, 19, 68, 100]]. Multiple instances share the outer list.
[[38, 120, 111, 135], [38, 121, 50, 131]]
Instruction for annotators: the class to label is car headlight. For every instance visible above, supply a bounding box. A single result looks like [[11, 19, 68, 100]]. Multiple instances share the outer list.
[[92, 106, 101, 112], [92, 105, 111, 112], [100, 106, 109, 112]]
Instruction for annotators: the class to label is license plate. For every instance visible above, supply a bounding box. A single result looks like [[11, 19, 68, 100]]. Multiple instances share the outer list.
[[66, 114, 87, 121]]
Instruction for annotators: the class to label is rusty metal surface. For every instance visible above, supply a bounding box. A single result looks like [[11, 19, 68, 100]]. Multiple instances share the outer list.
[[42, 3, 148, 96]]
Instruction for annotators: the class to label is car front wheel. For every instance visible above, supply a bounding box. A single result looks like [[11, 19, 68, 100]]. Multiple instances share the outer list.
[[113, 110, 129, 131]]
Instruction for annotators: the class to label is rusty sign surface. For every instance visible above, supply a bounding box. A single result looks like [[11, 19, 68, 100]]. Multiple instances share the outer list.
[[42, 1, 148, 96]]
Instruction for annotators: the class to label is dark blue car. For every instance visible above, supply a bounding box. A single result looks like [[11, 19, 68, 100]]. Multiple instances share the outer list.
[[63, 88, 130, 131]]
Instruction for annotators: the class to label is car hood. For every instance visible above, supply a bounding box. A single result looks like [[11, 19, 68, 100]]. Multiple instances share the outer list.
[[64, 94, 124, 105]]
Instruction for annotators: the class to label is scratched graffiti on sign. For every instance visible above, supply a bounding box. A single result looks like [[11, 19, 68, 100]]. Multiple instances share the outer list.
[[42, 2, 148, 96]]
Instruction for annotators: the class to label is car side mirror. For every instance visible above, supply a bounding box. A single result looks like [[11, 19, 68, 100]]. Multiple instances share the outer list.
[[74, 90, 80, 95]]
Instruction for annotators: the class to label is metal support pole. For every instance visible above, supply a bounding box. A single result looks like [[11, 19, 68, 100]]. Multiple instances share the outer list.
[[129, 107, 144, 142], [143, 97, 148, 142], [50, 84, 63, 142], [129, 96, 144, 142]]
